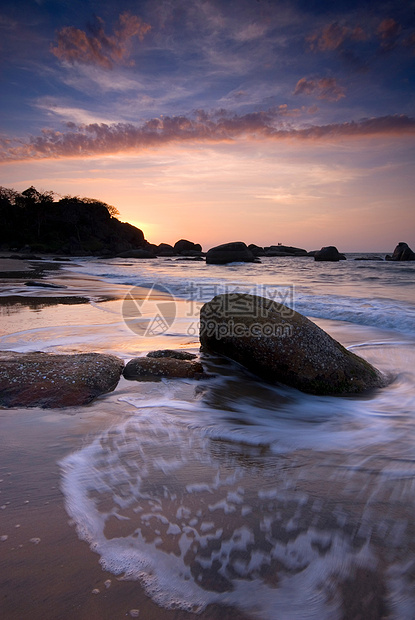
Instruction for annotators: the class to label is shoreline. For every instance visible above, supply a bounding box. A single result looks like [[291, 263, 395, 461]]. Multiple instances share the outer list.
[[1, 254, 415, 619]]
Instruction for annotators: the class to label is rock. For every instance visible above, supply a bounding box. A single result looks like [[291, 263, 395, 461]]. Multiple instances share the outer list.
[[314, 246, 346, 261], [199, 294, 385, 395], [0, 351, 124, 408], [147, 349, 197, 360], [354, 257, 384, 261], [264, 245, 308, 257], [248, 244, 265, 257], [123, 356, 204, 380], [386, 242, 415, 261], [156, 243, 175, 256], [173, 239, 202, 254], [206, 242, 255, 265], [117, 249, 156, 258]]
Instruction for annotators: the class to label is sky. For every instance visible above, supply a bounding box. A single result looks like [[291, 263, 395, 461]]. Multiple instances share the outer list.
[[1, 0, 415, 251]]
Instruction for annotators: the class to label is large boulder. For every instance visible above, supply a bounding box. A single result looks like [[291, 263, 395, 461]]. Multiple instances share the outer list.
[[0, 351, 124, 408], [385, 242, 415, 261], [206, 242, 255, 265], [199, 294, 385, 395], [173, 239, 202, 255], [314, 246, 346, 261], [123, 356, 204, 380]]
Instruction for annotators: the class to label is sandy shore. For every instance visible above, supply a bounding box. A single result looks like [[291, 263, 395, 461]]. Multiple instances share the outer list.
[[0, 258, 248, 620], [1, 256, 412, 620]]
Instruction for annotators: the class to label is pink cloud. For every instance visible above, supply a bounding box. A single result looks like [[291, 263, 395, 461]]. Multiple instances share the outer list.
[[294, 77, 345, 102], [51, 12, 151, 69], [1, 112, 414, 162], [377, 18, 401, 40], [308, 22, 366, 52]]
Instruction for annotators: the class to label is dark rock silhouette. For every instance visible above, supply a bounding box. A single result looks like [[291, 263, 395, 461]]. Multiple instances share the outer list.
[[314, 246, 346, 261], [200, 294, 385, 395], [206, 241, 256, 264], [385, 242, 415, 261], [0, 351, 124, 408], [173, 239, 202, 255], [248, 244, 265, 256], [264, 245, 308, 257], [0, 186, 147, 256], [156, 243, 175, 256]]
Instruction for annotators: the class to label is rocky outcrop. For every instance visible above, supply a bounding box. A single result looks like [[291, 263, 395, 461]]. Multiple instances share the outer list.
[[264, 245, 308, 257], [156, 243, 175, 256], [123, 356, 204, 380], [199, 294, 385, 395], [314, 246, 346, 261], [385, 242, 415, 261], [173, 239, 202, 255], [0, 188, 148, 256], [248, 244, 265, 257], [206, 242, 256, 265], [0, 351, 124, 408]]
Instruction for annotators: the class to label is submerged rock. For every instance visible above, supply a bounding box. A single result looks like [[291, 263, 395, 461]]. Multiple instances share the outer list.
[[123, 356, 204, 380], [147, 349, 197, 360], [385, 242, 415, 261], [0, 351, 124, 408], [117, 249, 156, 258], [199, 294, 385, 395], [314, 246, 346, 261], [206, 241, 255, 265]]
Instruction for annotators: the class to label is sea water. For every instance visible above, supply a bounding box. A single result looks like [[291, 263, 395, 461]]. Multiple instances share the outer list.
[[3, 254, 415, 618]]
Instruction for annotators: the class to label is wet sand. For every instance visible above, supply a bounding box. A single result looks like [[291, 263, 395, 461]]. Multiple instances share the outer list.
[[0, 260, 237, 619], [1, 256, 413, 619]]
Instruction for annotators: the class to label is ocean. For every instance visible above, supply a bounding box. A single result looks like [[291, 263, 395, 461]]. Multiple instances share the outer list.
[[2, 253, 415, 619]]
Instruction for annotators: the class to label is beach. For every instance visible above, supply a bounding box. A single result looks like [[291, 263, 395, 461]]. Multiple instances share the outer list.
[[1, 254, 415, 619]]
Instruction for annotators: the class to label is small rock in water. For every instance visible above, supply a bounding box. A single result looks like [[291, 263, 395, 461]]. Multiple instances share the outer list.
[[123, 357, 204, 381], [129, 610, 140, 618], [146, 349, 197, 360]]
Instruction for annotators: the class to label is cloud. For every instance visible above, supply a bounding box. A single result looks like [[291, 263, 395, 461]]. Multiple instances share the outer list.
[[308, 22, 366, 52], [51, 12, 151, 69], [377, 18, 402, 50], [294, 77, 345, 102], [1, 111, 414, 162]]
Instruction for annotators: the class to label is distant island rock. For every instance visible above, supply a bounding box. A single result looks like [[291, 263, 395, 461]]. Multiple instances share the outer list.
[[206, 241, 256, 264], [200, 293, 386, 395], [314, 246, 346, 261], [385, 242, 415, 261]]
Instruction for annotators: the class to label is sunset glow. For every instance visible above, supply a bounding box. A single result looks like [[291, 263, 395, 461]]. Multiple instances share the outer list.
[[1, 0, 414, 251]]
